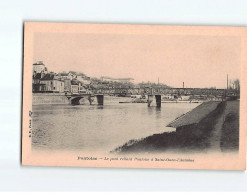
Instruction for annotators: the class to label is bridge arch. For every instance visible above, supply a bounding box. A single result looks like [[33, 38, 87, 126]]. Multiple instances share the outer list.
[[70, 95, 92, 105]]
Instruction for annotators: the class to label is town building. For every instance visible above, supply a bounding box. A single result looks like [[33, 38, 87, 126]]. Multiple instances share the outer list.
[[32, 73, 44, 93], [162, 94, 175, 100], [33, 73, 42, 84], [33, 61, 48, 74], [64, 79, 71, 93], [178, 95, 191, 101], [71, 80, 79, 94], [78, 82, 87, 94], [68, 71, 77, 80], [58, 72, 74, 80], [59, 72, 70, 80], [77, 72, 91, 85], [39, 74, 65, 93]]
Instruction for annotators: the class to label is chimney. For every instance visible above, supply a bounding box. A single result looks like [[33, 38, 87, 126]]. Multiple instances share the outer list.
[[227, 74, 228, 91]]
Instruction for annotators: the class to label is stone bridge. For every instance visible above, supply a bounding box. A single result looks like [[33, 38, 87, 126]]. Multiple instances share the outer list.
[[67, 87, 229, 107]]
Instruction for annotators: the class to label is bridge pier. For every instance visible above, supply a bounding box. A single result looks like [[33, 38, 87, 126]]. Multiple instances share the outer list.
[[88, 95, 92, 105], [155, 95, 161, 107], [147, 95, 153, 107], [96, 95, 104, 105], [148, 95, 161, 107]]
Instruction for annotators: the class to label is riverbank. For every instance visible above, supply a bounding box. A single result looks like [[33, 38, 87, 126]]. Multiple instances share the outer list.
[[113, 100, 239, 154], [220, 100, 239, 151]]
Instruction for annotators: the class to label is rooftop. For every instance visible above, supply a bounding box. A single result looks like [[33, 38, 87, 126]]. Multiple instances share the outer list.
[[40, 74, 56, 81], [71, 80, 79, 85], [60, 72, 69, 76], [33, 61, 45, 66], [69, 71, 77, 74]]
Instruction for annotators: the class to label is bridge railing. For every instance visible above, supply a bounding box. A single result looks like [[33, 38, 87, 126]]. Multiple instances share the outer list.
[[91, 87, 226, 96]]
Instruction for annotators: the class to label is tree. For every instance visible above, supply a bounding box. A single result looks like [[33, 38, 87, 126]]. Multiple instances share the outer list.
[[233, 79, 240, 94]]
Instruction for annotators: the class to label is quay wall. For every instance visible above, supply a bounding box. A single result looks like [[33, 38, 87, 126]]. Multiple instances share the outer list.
[[32, 93, 69, 105]]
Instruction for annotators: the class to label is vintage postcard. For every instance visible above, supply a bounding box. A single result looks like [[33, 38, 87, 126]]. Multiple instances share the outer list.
[[22, 22, 247, 170]]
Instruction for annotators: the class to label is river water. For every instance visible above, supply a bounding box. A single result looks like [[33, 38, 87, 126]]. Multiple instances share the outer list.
[[32, 96, 199, 152]]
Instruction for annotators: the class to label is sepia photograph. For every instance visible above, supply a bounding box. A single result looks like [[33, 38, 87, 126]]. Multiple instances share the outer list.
[[3, 0, 247, 192], [22, 22, 246, 170]]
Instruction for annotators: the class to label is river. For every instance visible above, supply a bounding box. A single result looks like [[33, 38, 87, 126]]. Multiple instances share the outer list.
[[32, 96, 199, 152]]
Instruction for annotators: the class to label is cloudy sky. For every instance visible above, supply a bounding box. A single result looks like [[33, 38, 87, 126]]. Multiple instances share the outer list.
[[34, 33, 240, 88]]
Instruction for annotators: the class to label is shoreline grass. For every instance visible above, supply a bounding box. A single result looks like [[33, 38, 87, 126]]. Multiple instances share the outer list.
[[112, 100, 239, 154]]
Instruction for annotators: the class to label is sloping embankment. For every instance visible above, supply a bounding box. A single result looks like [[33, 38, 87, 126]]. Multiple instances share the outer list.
[[113, 101, 231, 154], [167, 101, 221, 128]]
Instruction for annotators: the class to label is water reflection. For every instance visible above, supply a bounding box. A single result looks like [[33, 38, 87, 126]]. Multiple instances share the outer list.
[[96, 105, 104, 110], [32, 97, 198, 152]]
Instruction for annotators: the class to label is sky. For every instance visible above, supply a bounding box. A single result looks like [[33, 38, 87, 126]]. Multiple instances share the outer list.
[[34, 33, 240, 88]]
